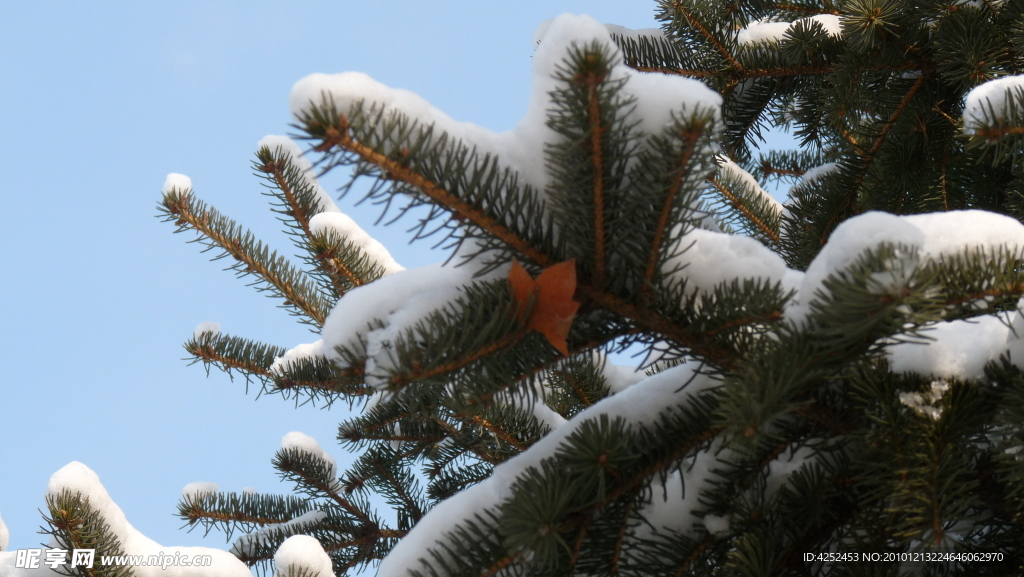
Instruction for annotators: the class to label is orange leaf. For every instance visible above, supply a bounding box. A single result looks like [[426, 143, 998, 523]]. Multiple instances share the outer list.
[[508, 259, 580, 356], [508, 259, 534, 321]]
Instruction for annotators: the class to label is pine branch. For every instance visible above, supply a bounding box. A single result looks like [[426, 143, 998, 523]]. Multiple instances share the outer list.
[[254, 147, 320, 247], [437, 326, 637, 418], [773, 2, 840, 15], [254, 146, 351, 299], [429, 418, 503, 468], [271, 355, 371, 403], [820, 70, 931, 245], [177, 491, 314, 540], [608, 500, 632, 575], [298, 101, 767, 370], [338, 402, 416, 449], [585, 51, 610, 284], [43, 490, 134, 577], [427, 462, 493, 503], [185, 331, 285, 383], [404, 510, 511, 577], [753, 149, 829, 183], [301, 105, 556, 271], [707, 176, 779, 241], [386, 327, 532, 389], [159, 189, 333, 327], [544, 39, 638, 286], [706, 157, 782, 245], [615, 33, 718, 78], [613, 26, 837, 81], [185, 332, 368, 403], [229, 510, 390, 574], [454, 412, 530, 454], [641, 121, 705, 297], [545, 357, 612, 419], [350, 446, 428, 530], [675, 534, 716, 577], [307, 229, 389, 295], [272, 448, 370, 524], [670, 3, 745, 76]]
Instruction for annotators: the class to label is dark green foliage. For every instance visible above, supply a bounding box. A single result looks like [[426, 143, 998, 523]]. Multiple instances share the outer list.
[[158, 188, 334, 328], [254, 144, 391, 298], [44, 490, 135, 577], [130, 1, 1024, 576], [178, 491, 314, 540], [295, 97, 559, 275]]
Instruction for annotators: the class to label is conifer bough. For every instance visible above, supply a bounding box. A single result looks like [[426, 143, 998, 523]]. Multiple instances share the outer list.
[[10, 1, 1024, 576]]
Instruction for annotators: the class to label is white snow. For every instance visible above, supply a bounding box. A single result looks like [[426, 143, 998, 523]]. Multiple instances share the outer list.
[[182, 482, 219, 499], [702, 514, 731, 537], [257, 135, 399, 295], [280, 432, 338, 480], [509, 379, 568, 432], [787, 212, 923, 323], [887, 313, 1020, 381], [269, 340, 325, 376], [768, 209, 1024, 380], [635, 439, 730, 538], [163, 173, 193, 194], [636, 441, 813, 541], [377, 362, 720, 575], [899, 380, 951, 421], [232, 510, 327, 559], [526, 14, 720, 179], [273, 535, 335, 577], [601, 360, 645, 394], [765, 445, 816, 497], [963, 75, 1024, 133], [359, 262, 507, 389], [737, 15, 842, 45], [296, 261, 498, 389], [257, 135, 340, 214], [291, 69, 549, 190], [308, 212, 404, 275], [625, 71, 722, 137], [0, 462, 250, 577], [192, 322, 220, 340], [797, 163, 839, 186], [534, 21, 666, 46], [904, 210, 1024, 260], [529, 403, 568, 431], [664, 227, 801, 297], [804, 15, 842, 37], [290, 14, 721, 202], [737, 21, 792, 45], [955, 0, 1006, 9], [787, 210, 1024, 324]]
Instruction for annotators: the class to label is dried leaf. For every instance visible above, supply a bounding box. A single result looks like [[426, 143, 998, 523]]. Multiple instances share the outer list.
[[508, 259, 534, 318], [508, 259, 580, 356]]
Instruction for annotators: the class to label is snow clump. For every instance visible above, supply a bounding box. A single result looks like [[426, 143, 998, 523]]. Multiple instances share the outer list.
[[273, 535, 335, 577], [963, 74, 1024, 133]]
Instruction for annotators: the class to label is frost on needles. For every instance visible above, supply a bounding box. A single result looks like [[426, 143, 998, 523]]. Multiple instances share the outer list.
[[9, 2, 1024, 576]]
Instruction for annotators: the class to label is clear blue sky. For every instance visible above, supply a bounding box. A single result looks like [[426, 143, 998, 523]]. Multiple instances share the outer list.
[[0, 0, 679, 556]]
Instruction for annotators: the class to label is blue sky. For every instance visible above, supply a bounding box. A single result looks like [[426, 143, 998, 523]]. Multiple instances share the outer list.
[[0, 0, 680, 556]]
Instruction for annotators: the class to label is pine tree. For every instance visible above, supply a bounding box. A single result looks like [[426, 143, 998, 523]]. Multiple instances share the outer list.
[[24, 1, 1024, 576]]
